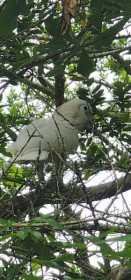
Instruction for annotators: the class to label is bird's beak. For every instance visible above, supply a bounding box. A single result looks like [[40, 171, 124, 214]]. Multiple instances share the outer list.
[[86, 119, 93, 133]]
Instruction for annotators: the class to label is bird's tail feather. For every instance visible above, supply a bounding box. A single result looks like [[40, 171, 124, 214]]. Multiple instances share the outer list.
[[6, 143, 17, 155], [13, 150, 49, 161]]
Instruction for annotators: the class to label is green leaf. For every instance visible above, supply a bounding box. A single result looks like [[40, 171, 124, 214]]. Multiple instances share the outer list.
[[16, 230, 29, 240], [23, 275, 42, 280], [0, 0, 26, 37], [45, 15, 60, 37], [32, 231, 42, 240], [77, 52, 94, 76], [56, 253, 74, 263]]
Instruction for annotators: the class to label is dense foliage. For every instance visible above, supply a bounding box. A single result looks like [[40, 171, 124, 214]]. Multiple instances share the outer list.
[[0, 1, 131, 279]]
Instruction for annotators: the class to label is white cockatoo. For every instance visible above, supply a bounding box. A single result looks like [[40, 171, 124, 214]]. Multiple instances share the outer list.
[[7, 98, 92, 161]]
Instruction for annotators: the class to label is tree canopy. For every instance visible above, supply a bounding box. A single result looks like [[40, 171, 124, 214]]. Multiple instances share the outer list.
[[0, 1, 131, 279]]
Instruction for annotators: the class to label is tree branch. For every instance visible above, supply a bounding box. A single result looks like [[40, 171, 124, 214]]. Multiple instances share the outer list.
[[0, 173, 131, 218]]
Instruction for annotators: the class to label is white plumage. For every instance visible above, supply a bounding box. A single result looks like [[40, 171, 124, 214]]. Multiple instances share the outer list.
[[7, 98, 92, 161]]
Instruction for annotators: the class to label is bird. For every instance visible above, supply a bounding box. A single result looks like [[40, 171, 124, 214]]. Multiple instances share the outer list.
[[7, 98, 92, 162]]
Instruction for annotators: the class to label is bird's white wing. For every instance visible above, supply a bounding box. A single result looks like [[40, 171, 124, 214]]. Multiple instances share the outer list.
[[7, 116, 79, 161]]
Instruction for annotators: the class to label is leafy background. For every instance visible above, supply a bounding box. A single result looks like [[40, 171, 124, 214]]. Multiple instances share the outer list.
[[0, 0, 131, 279]]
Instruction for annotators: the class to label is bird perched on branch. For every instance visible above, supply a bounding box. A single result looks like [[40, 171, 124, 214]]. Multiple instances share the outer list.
[[7, 98, 92, 161]]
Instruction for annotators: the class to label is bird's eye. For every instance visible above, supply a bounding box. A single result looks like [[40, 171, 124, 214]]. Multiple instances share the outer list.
[[84, 106, 87, 111]]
